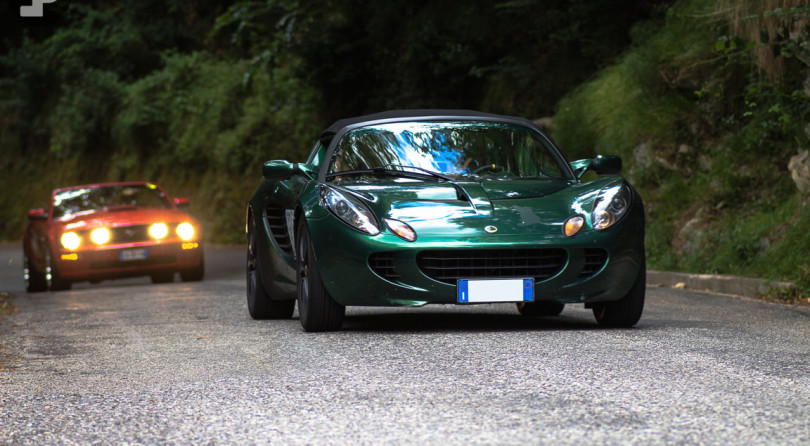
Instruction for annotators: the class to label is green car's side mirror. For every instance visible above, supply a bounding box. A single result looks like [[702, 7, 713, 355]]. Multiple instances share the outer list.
[[571, 155, 622, 179], [263, 160, 296, 181], [592, 155, 622, 175]]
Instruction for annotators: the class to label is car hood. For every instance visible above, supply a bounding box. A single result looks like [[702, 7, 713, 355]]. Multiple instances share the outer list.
[[56, 207, 194, 230], [341, 178, 585, 237]]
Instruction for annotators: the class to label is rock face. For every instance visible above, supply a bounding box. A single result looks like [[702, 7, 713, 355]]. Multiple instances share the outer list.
[[788, 150, 810, 195], [672, 205, 710, 258]]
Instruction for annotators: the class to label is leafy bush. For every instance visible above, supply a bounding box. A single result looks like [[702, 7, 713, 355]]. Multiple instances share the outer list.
[[552, 0, 810, 285]]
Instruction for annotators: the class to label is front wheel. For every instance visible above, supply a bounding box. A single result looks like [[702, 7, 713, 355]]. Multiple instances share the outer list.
[[46, 249, 71, 291], [296, 219, 345, 332], [592, 260, 645, 328], [24, 245, 47, 292], [246, 215, 295, 319]]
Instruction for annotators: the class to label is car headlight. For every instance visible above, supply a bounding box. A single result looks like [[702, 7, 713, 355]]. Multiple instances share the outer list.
[[90, 228, 111, 245], [319, 185, 380, 236], [149, 223, 169, 240], [176, 222, 195, 241], [592, 183, 631, 231], [60, 232, 81, 250]]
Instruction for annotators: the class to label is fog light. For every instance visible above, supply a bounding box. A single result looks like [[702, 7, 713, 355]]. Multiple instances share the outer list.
[[61, 253, 78, 261], [564, 215, 585, 237]]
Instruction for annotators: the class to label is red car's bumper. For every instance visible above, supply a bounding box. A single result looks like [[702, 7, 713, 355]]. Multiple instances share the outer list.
[[55, 241, 203, 281]]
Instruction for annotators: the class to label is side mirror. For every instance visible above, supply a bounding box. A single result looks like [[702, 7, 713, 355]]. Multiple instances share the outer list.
[[174, 197, 190, 208], [592, 155, 622, 176], [28, 208, 48, 220], [570, 155, 622, 179], [263, 160, 295, 181]]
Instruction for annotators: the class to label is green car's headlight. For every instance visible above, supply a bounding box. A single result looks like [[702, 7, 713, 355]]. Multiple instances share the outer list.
[[320, 185, 380, 236], [592, 183, 631, 231]]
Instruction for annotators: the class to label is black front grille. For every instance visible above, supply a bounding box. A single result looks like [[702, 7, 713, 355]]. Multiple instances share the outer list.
[[109, 225, 150, 243], [369, 252, 400, 282], [579, 248, 607, 278], [265, 207, 292, 254], [417, 249, 566, 284]]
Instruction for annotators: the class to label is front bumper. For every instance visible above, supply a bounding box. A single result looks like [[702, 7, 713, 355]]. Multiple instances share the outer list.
[[54, 241, 203, 282], [306, 205, 645, 307]]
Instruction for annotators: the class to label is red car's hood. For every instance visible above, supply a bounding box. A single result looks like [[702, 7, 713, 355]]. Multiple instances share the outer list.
[[57, 207, 195, 230]]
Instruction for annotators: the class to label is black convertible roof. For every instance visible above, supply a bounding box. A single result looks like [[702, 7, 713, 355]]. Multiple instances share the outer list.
[[318, 109, 536, 146]]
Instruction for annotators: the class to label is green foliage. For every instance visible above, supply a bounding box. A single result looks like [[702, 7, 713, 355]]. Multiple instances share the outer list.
[[212, 0, 665, 119], [552, 0, 810, 286], [113, 52, 319, 176]]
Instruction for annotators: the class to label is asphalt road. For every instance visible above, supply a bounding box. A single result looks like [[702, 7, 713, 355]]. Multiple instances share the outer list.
[[1, 243, 809, 445]]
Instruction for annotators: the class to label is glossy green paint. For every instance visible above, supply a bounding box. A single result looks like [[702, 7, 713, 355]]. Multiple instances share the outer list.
[[571, 155, 623, 179], [248, 166, 644, 307]]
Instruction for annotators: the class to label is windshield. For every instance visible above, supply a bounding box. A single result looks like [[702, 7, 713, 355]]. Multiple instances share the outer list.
[[328, 121, 570, 181], [52, 184, 172, 219]]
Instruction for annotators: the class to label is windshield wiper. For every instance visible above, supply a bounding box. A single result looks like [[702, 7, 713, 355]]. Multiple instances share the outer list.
[[382, 164, 453, 181], [325, 166, 452, 182]]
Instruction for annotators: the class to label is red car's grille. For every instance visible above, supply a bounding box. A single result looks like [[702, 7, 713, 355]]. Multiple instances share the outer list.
[[417, 248, 566, 284], [109, 225, 151, 243]]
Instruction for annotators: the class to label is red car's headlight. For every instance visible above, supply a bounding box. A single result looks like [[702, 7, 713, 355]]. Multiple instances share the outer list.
[[90, 228, 111, 245], [149, 223, 169, 240], [176, 222, 195, 241], [60, 232, 81, 250]]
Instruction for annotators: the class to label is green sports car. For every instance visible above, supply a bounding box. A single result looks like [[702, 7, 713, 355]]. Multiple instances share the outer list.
[[246, 110, 645, 331]]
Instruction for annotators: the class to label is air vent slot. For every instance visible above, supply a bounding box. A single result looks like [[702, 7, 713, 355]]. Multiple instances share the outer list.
[[265, 207, 292, 255], [579, 248, 607, 278], [369, 252, 400, 282]]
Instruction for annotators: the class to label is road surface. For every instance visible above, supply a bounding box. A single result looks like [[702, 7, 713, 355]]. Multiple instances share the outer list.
[[1, 243, 809, 444]]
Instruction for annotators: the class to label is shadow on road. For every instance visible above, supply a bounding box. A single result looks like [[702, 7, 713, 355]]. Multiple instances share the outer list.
[[339, 310, 609, 333]]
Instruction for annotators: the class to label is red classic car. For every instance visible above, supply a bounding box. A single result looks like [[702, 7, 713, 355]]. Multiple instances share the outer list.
[[23, 181, 204, 291]]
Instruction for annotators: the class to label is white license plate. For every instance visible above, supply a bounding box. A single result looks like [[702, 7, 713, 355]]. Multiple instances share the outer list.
[[457, 278, 534, 303], [119, 248, 148, 261]]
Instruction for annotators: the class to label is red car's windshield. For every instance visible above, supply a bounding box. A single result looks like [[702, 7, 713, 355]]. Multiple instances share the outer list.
[[52, 184, 172, 219]]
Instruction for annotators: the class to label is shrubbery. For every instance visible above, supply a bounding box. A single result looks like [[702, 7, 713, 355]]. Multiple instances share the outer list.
[[551, 0, 810, 286]]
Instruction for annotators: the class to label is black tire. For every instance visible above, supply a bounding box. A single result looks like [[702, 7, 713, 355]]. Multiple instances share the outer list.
[[516, 301, 564, 316], [592, 260, 645, 328], [296, 219, 345, 332], [46, 249, 71, 291], [180, 252, 205, 282], [150, 272, 175, 284], [24, 246, 47, 293], [246, 215, 295, 319]]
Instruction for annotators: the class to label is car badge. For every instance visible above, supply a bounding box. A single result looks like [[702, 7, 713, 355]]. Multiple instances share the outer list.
[[484, 225, 498, 233]]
